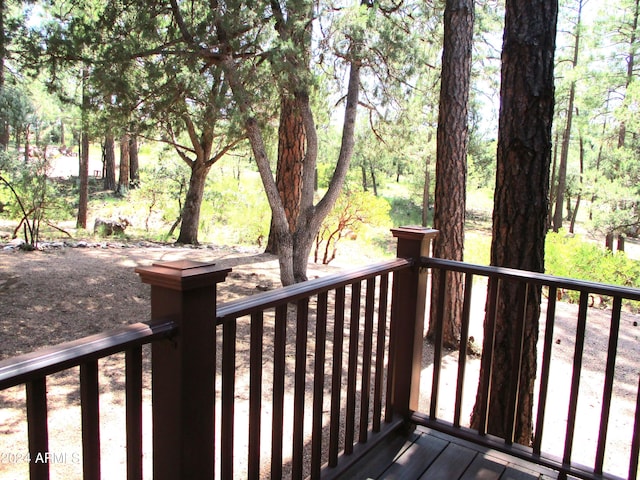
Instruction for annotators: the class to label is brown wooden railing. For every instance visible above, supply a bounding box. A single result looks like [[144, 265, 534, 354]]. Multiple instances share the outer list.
[[0, 227, 437, 479], [417, 256, 640, 480], [0, 319, 176, 480], [1, 226, 638, 480]]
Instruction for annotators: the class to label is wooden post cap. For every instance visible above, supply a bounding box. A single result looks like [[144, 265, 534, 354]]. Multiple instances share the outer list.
[[391, 226, 439, 240], [135, 260, 231, 291]]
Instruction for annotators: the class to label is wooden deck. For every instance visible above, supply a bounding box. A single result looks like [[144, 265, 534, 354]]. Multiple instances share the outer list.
[[341, 426, 562, 480]]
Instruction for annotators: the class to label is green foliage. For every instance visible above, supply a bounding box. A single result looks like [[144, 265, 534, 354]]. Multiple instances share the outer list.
[[0, 154, 73, 248], [127, 159, 189, 237], [384, 192, 423, 227], [314, 190, 391, 264], [202, 171, 271, 246], [545, 231, 640, 306], [468, 139, 496, 189], [464, 230, 492, 266]]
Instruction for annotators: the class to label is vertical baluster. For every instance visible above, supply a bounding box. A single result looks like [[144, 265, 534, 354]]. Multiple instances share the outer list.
[[373, 273, 389, 432], [26, 377, 49, 480], [629, 375, 640, 480], [454, 273, 474, 427], [292, 298, 309, 479], [430, 269, 447, 419], [329, 287, 346, 466], [248, 311, 264, 480], [477, 277, 499, 436], [311, 292, 328, 479], [595, 296, 622, 474], [359, 277, 376, 443], [221, 319, 237, 479], [80, 360, 100, 480], [505, 283, 529, 445], [563, 291, 589, 465], [126, 347, 143, 480], [271, 304, 288, 479], [533, 286, 558, 454], [344, 281, 362, 454], [385, 272, 398, 424]]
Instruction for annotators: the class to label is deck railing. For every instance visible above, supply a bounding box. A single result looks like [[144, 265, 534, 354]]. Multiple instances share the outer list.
[[417, 256, 640, 480], [0, 227, 436, 479], [1, 226, 639, 480]]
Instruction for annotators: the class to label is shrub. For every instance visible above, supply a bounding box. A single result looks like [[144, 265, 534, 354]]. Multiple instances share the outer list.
[[545, 231, 640, 307], [314, 191, 391, 264]]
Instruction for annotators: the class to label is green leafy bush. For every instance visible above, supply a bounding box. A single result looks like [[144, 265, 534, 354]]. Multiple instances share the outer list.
[[545, 231, 640, 307]]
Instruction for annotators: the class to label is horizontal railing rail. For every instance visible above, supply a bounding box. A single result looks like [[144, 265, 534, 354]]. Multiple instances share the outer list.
[[216, 258, 411, 322], [423, 256, 640, 301], [0, 319, 176, 390], [417, 256, 640, 480]]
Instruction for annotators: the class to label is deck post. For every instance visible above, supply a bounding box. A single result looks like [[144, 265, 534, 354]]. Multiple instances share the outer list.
[[136, 260, 231, 480], [389, 227, 438, 418]]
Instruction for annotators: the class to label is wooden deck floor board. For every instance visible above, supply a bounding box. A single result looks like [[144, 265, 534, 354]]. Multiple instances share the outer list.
[[416, 442, 477, 480], [378, 431, 449, 479], [337, 426, 561, 480], [338, 429, 421, 480], [459, 453, 507, 480]]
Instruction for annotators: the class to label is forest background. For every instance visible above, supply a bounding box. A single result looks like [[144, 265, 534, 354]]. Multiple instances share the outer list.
[[0, 0, 639, 289]]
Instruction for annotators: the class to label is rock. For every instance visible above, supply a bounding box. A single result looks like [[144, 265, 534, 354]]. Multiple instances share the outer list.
[[8, 238, 25, 247]]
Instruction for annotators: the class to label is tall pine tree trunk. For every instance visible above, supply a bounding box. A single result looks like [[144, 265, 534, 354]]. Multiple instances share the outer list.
[[619, 0, 639, 147], [422, 154, 431, 227], [117, 134, 130, 195], [76, 67, 90, 229], [103, 134, 117, 191], [0, 0, 8, 151], [220, 2, 360, 286], [471, 0, 557, 445], [428, 0, 474, 348], [129, 135, 139, 188]]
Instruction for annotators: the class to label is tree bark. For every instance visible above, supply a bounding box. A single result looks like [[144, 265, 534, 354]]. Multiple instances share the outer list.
[[117, 133, 130, 195], [176, 161, 212, 245], [77, 132, 89, 228], [569, 135, 584, 233], [547, 129, 559, 229], [129, 134, 140, 188], [369, 162, 378, 196], [76, 66, 90, 229], [422, 154, 430, 227], [619, 0, 639, 148], [103, 134, 117, 191], [0, 0, 8, 151], [470, 0, 557, 445], [265, 96, 306, 255], [428, 0, 474, 348]]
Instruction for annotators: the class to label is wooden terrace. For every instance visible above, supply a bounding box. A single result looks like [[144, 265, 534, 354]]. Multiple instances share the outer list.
[[1, 227, 639, 479]]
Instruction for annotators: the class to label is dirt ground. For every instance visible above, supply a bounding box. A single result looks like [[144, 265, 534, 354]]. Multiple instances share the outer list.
[[0, 243, 313, 359], [0, 242, 639, 479]]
